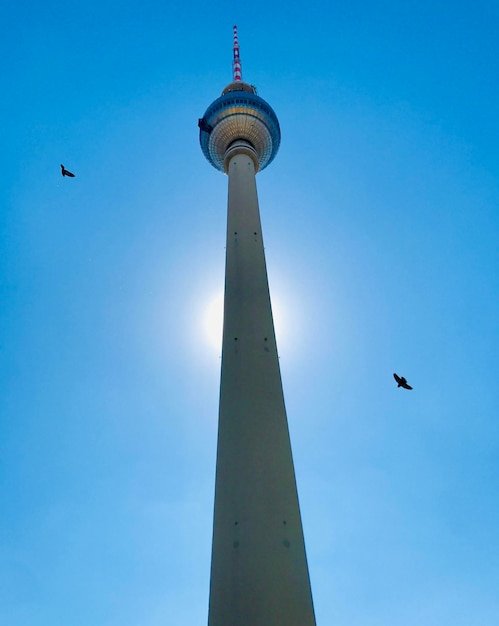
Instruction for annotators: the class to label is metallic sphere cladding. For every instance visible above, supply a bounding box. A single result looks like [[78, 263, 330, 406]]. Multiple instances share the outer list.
[[199, 82, 281, 173]]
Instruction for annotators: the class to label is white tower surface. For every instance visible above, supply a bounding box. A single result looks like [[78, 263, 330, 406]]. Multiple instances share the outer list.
[[199, 27, 316, 626]]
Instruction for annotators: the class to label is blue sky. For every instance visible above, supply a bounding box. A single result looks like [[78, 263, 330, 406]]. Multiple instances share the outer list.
[[1, 1, 498, 624]]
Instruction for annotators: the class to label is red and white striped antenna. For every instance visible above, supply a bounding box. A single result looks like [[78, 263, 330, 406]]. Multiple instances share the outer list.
[[232, 25, 242, 82]]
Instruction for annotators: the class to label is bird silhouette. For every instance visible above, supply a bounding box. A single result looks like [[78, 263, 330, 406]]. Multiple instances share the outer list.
[[60, 164, 75, 177], [393, 373, 413, 390]]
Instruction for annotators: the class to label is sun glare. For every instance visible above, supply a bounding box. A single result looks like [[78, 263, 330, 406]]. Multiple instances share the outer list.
[[202, 289, 294, 356], [203, 291, 224, 353]]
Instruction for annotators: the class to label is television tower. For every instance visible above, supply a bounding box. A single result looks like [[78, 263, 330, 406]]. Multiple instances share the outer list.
[[198, 27, 316, 626]]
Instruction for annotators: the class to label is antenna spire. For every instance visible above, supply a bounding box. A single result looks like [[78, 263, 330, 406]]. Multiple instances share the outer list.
[[232, 25, 242, 82]]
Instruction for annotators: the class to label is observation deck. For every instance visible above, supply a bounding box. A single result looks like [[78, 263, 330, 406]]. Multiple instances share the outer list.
[[199, 82, 280, 173]]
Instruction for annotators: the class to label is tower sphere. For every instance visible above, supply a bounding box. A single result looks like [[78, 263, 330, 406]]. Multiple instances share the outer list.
[[199, 81, 281, 173]]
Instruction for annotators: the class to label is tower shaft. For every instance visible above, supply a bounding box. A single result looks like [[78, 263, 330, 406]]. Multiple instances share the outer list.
[[208, 149, 316, 625]]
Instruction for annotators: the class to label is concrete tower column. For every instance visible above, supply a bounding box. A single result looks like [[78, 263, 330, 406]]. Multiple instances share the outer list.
[[207, 145, 316, 625], [199, 27, 316, 626]]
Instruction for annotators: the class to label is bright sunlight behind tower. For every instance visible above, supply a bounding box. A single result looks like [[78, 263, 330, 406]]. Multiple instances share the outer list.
[[202, 290, 289, 355]]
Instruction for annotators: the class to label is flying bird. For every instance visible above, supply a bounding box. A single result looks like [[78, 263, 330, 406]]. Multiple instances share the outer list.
[[393, 373, 413, 390], [60, 164, 75, 177]]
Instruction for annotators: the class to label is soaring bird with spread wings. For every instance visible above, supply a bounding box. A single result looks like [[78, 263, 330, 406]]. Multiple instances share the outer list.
[[60, 164, 75, 177], [393, 373, 413, 390]]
